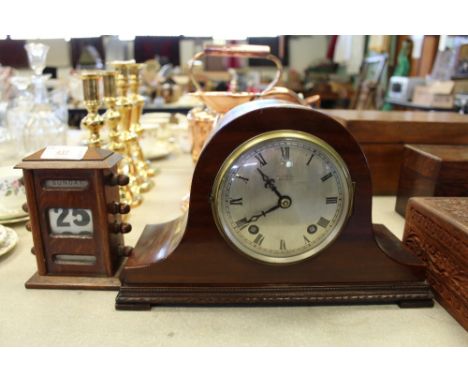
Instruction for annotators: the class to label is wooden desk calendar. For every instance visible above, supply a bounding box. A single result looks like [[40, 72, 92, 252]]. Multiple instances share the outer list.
[[117, 100, 433, 310], [16, 146, 133, 290]]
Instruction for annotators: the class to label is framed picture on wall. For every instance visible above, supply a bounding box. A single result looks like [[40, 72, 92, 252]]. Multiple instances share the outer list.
[[453, 44, 468, 79]]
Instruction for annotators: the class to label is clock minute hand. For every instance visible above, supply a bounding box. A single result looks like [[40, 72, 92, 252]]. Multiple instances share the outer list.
[[245, 203, 281, 223], [256, 168, 283, 198]]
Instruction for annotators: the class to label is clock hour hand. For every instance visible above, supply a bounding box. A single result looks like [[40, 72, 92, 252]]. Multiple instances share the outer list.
[[256, 168, 283, 198]]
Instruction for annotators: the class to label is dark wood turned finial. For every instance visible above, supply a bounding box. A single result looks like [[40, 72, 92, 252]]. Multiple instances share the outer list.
[[120, 223, 132, 234]]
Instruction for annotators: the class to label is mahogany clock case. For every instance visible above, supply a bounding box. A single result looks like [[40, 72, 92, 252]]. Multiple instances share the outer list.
[[117, 100, 433, 310]]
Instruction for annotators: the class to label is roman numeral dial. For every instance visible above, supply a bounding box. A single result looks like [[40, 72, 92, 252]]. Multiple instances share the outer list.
[[229, 197, 243, 205], [321, 172, 333, 182], [253, 234, 265, 246], [214, 132, 352, 264], [255, 153, 267, 166]]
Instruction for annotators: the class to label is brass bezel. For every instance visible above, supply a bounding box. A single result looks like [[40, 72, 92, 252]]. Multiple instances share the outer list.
[[211, 130, 354, 264]]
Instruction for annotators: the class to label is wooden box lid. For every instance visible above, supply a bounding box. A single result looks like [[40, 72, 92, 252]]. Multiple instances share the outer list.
[[407, 197, 468, 243], [403, 197, 468, 329], [15, 147, 121, 170]]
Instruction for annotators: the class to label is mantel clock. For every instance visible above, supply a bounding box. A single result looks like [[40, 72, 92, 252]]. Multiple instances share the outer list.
[[116, 100, 433, 309]]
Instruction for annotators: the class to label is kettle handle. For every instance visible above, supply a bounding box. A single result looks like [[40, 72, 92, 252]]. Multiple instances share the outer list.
[[188, 44, 283, 95]]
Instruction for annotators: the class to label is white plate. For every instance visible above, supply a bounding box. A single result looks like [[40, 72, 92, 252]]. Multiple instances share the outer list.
[[0, 207, 28, 220], [141, 141, 173, 160], [0, 215, 29, 225], [0, 226, 18, 257], [0, 224, 6, 243], [141, 112, 171, 120]]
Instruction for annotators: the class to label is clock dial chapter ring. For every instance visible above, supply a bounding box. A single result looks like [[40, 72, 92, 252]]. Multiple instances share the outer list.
[[211, 130, 353, 264]]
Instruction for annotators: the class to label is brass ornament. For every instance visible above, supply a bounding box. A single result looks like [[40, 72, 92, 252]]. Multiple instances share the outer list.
[[102, 71, 141, 209], [81, 72, 105, 148], [128, 63, 156, 179], [112, 61, 153, 194]]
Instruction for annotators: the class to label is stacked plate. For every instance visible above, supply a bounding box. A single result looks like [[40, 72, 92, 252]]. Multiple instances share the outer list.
[[0, 223, 18, 257], [140, 113, 174, 160], [0, 207, 29, 225], [0, 167, 28, 225]]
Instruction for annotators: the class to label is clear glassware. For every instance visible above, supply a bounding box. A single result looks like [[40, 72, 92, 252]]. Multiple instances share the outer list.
[[0, 124, 16, 163], [9, 76, 33, 104], [25, 43, 50, 104], [50, 86, 69, 124], [23, 104, 67, 154], [5, 76, 33, 155], [22, 43, 67, 155], [25, 43, 49, 76]]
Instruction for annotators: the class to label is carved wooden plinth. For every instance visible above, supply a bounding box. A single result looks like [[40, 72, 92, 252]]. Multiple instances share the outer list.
[[395, 145, 468, 217], [403, 197, 468, 330], [116, 283, 433, 310]]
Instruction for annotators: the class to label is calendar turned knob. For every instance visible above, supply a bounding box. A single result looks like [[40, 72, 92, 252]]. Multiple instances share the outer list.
[[119, 223, 132, 234], [108, 202, 131, 215], [107, 174, 130, 187], [118, 203, 131, 214], [110, 221, 132, 234]]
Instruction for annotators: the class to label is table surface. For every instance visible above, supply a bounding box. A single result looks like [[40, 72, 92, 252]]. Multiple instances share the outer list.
[[1, 152, 467, 346]]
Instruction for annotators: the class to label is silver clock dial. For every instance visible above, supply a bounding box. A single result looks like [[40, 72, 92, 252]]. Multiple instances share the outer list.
[[212, 130, 353, 264]]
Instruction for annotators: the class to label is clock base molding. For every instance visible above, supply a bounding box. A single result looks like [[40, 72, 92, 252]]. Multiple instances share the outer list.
[[116, 283, 433, 310]]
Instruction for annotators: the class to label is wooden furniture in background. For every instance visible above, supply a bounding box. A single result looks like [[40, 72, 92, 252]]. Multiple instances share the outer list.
[[134, 36, 181, 65], [0, 39, 28, 68], [403, 197, 468, 330], [395, 145, 468, 216], [247, 36, 289, 67], [325, 110, 468, 195], [410, 35, 440, 77]]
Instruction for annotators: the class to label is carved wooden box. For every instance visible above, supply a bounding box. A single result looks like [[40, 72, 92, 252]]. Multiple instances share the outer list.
[[403, 197, 468, 330], [395, 145, 468, 217]]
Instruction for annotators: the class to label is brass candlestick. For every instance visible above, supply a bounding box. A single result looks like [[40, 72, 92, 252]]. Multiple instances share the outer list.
[[112, 61, 153, 193], [102, 71, 142, 209], [128, 62, 156, 178], [81, 72, 104, 148]]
